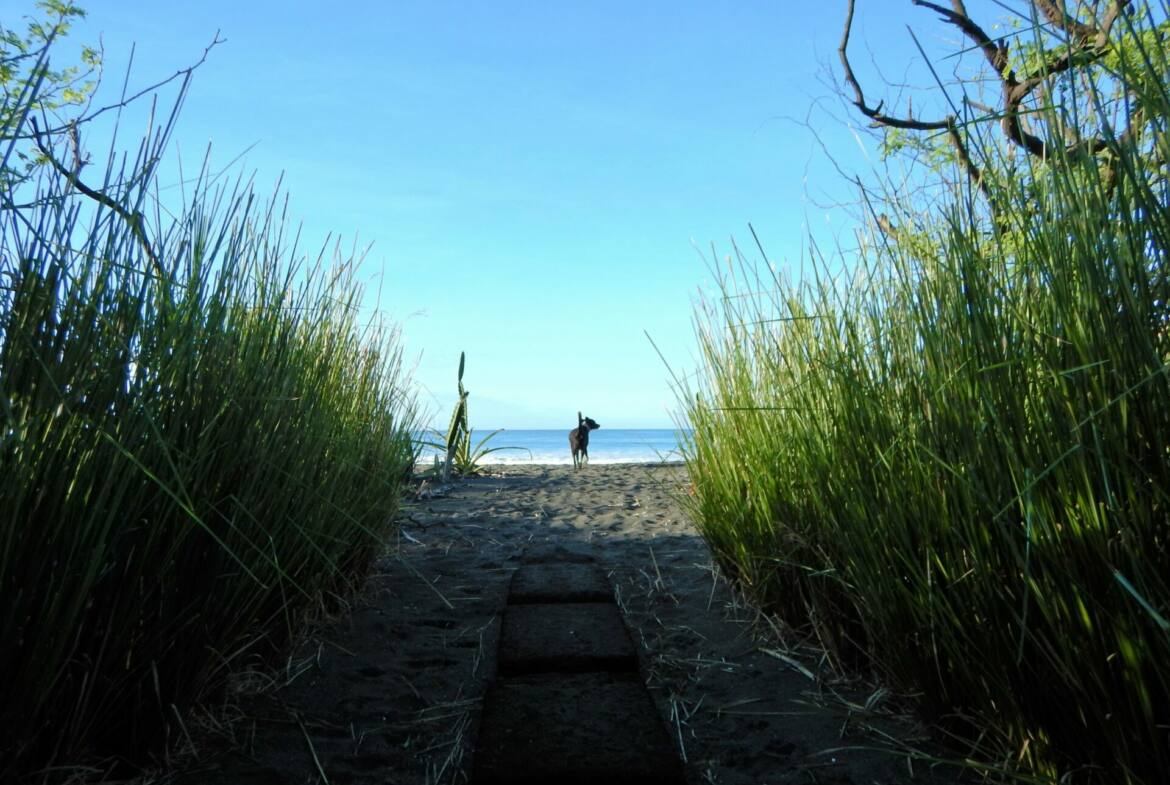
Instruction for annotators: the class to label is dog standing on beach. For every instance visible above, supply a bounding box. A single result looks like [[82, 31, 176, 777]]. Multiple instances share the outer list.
[[569, 412, 600, 469]]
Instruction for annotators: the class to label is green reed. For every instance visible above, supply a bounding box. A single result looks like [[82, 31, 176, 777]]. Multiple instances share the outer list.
[[1, 61, 418, 776], [681, 11, 1170, 784]]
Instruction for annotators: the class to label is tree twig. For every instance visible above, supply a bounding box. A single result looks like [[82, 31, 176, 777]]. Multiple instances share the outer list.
[[30, 116, 164, 280], [839, 0, 989, 201], [839, 0, 952, 132], [5, 32, 224, 142]]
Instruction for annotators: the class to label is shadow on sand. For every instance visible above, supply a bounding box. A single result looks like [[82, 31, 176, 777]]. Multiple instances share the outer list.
[[172, 464, 960, 785]]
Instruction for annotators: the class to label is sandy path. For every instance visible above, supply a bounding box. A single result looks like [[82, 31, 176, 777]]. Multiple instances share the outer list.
[[177, 464, 956, 785]]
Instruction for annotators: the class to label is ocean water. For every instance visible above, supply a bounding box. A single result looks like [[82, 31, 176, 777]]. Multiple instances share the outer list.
[[416, 428, 689, 465]]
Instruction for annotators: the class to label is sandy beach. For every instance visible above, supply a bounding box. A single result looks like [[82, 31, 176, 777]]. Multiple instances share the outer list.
[[175, 464, 956, 785]]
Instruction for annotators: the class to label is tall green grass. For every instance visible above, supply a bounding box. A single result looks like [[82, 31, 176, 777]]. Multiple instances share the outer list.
[[681, 11, 1170, 784], [1, 50, 418, 778]]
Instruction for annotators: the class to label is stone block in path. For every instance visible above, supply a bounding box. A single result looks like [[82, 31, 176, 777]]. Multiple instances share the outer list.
[[497, 602, 637, 675], [472, 671, 685, 785], [508, 562, 613, 604]]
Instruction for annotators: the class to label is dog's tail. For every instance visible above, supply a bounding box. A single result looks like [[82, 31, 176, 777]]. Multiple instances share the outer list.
[[578, 411, 584, 427]]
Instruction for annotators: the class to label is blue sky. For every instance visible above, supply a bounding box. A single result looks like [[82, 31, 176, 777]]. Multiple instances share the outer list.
[[27, 1, 982, 428]]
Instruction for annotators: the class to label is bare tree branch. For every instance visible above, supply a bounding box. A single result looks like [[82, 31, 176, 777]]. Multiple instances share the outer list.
[[839, 0, 952, 131], [29, 116, 163, 279], [915, 0, 1010, 74], [1015, 1, 1130, 88], [914, 0, 1135, 164], [912, 0, 1050, 157], [839, 0, 991, 202], [836, 0, 1152, 216], [1032, 0, 1103, 42], [3, 32, 224, 143], [1099, 1, 1132, 43]]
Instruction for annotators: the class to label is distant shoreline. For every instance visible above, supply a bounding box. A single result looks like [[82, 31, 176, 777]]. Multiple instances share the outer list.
[[413, 460, 687, 470], [413, 428, 688, 466]]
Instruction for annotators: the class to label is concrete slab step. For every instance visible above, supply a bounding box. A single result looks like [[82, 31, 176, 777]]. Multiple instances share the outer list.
[[498, 602, 637, 675], [472, 672, 685, 785], [508, 563, 612, 604]]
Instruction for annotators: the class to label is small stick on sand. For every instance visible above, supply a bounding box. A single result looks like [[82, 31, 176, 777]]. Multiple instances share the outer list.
[[296, 713, 330, 785], [396, 555, 455, 610]]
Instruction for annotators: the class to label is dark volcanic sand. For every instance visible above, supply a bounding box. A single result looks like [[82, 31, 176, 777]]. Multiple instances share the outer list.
[[173, 464, 960, 785]]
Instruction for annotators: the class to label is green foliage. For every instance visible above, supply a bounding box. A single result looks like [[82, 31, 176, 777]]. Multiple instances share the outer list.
[[684, 6, 1170, 783], [878, 126, 956, 170], [0, 1, 101, 185], [425, 427, 526, 477], [428, 353, 524, 476], [444, 350, 471, 471], [0, 25, 417, 779]]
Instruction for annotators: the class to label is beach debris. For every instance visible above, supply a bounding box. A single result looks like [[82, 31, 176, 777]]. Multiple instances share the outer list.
[[761, 647, 817, 682], [414, 480, 452, 500]]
